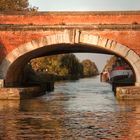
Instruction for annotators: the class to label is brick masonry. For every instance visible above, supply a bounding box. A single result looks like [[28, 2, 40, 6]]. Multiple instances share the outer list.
[[0, 11, 140, 99]]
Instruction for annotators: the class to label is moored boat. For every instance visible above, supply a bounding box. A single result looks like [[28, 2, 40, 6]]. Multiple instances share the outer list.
[[109, 57, 135, 92]]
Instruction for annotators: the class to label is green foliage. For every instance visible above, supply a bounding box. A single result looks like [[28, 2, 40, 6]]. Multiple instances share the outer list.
[[31, 54, 68, 76], [102, 56, 117, 73], [82, 59, 98, 77], [60, 54, 83, 77], [0, 0, 38, 11], [30, 54, 98, 81]]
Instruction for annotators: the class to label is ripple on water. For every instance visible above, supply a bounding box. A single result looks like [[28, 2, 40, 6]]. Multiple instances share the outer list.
[[0, 77, 140, 139]]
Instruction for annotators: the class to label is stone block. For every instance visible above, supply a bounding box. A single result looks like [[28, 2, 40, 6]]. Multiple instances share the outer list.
[[30, 37, 48, 49], [97, 37, 108, 48], [133, 60, 140, 83], [6, 47, 23, 63], [109, 40, 117, 50], [116, 86, 140, 100], [0, 86, 47, 100], [18, 42, 34, 56], [105, 39, 113, 49], [0, 59, 11, 78], [126, 50, 140, 64], [80, 33, 99, 45], [10, 48, 20, 60], [134, 59, 140, 69], [46, 35, 56, 45], [31, 39, 41, 49], [113, 43, 130, 57], [0, 79, 4, 88], [74, 30, 80, 43], [7, 88, 20, 100]]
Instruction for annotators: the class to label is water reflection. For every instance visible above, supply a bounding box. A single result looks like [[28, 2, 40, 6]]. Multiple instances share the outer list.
[[0, 99, 65, 139], [0, 76, 140, 139]]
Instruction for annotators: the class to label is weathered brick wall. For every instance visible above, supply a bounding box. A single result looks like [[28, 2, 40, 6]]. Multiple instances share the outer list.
[[0, 29, 140, 65], [0, 11, 140, 25], [0, 11, 140, 78]]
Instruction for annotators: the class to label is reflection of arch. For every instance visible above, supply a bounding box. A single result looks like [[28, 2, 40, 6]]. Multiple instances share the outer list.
[[0, 30, 140, 86]]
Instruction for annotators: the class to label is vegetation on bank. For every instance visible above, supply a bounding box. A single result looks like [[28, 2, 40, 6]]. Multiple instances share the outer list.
[[102, 56, 117, 73], [82, 59, 98, 77], [101, 56, 117, 82], [102, 55, 133, 82], [26, 54, 99, 83]]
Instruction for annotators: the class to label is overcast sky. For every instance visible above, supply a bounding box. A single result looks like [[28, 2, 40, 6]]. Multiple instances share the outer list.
[[29, 0, 140, 11], [29, 0, 140, 71]]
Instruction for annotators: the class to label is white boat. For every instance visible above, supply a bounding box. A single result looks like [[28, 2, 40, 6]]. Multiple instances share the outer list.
[[109, 57, 134, 83], [110, 69, 133, 81]]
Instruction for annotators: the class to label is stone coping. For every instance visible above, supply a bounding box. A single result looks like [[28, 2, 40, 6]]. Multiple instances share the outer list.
[[0, 11, 140, 15], [0, 86, 47, 100], [116, 86, 140, 100], [0, 24, 140, 31]]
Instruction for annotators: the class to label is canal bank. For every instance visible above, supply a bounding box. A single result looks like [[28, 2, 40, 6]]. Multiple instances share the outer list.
[[100, 72, 140, 100], [0, 81, 54, 99]]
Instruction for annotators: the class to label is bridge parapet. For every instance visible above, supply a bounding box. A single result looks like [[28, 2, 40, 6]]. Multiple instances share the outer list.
[[0, 24, 140, 31], [0, 11, 140, 25]]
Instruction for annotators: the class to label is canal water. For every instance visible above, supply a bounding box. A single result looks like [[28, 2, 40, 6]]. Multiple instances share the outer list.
[[0, 76, 140, 140]]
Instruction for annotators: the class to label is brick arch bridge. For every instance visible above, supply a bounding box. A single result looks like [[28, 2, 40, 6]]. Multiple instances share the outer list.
[[0, 11, 140, 99]]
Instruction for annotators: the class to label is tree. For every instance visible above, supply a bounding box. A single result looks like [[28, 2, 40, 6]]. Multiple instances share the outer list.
[[30, 55, 68, 76], [60, 54, 83, 78], [0, 0, 38, 11], [82, 59, 99, 77], [102, 56, 117, 73], [30, 54, 99, 82]]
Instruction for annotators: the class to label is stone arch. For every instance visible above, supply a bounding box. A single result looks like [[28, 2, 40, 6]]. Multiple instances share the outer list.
[[80, 32, 140, 85], [0, 30, 140, 87]]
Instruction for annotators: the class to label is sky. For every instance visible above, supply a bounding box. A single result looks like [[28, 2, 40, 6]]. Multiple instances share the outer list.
[[29, 0, 140, 72], [29, 0, 140, 11]]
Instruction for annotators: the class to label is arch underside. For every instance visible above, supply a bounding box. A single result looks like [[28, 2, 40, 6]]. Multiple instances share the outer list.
[[0, 30, 140, 87]]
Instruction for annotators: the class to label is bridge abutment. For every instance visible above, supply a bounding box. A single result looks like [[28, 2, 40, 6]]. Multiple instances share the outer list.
[[0, 82, 54, 100], [0, 86, 45, 99], [116, 86, 140, 100], [0, 79, 4, 88], [135, 82, 140, 86]]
